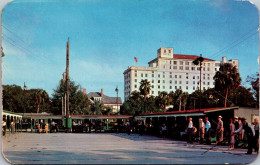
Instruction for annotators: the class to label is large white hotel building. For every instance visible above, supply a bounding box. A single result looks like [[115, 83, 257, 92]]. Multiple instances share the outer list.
[[123, 47, 239, 101]]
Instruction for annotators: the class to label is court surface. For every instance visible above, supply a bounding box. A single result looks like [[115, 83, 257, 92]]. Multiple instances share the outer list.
[[2, 133, 259, 164]]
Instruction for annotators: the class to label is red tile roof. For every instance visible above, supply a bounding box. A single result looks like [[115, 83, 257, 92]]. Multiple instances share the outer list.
[[173, 54, 214, 61], [138, 107, 239, 116]]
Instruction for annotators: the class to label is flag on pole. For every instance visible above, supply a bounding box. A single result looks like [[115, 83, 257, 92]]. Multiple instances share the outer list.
[[134, 57, 138, 63]]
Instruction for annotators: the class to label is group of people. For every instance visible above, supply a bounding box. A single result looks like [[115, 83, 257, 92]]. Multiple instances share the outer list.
[[37, 122, 57, 133], [187, 117, 211, 145], [187, 116, 259, 154]]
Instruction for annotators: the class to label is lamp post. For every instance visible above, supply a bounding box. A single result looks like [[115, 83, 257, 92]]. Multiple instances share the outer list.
[[115, 86, 119, 115], [192, 54, 204, 112]]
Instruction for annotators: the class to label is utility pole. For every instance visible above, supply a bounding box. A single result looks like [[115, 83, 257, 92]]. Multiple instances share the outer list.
[[193, 54, 204, 112], [66, 38, 70, 132], [115, 86, 119, 115]]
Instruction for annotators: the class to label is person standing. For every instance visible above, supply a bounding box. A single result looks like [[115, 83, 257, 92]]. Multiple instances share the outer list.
[[187, 117, 193, 143], [253, 118, 259, 153], [2, 119, 6, 136], [204, 117, 211, 145], [234, 116, 239, 148], [45, 123, 49, 133], [216, 116, 224, 144], [199, 118, 205, 144], [229, 118, 235, 150], [10, 121, 15, 134], [126, 121, 131, 135], [161, 124, 167, 138], [238, 118, 243, 141], [234, 118, 255, 154]]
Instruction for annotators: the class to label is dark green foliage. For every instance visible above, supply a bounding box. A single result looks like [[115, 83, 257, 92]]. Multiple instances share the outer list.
[[51, 79, 91, 115], [214, 63, 241, 107], [3, 85, 51, 113]]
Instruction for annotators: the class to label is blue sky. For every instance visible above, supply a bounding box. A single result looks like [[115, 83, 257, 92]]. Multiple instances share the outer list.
[[2, 0, 259, 101]]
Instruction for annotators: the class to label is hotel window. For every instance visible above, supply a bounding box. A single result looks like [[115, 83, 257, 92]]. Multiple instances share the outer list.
[[186, 81, 188, 84], [192, 67, 195, 70], [145, 74, 148, 77], [193, 86, 195, 90], [185, 67, 189, 70], [175, 75, 177, 78], [179, 75, 182, 78], [135, 85, 137, 88], [164, 50, 166, 53], [152, 85, 154, 88], [163, 80, 165, 83], [170, 75, 172, 78], [152, 91, 154, 94], [158, 74, 160, 77], [193, 81, 195, 84], [163, 86, 165, 89], [215, 68, 217, 71], [197, 76, 199, 79], [186, 86, 188, 90], [152, 80, 154, 83], [170, 86, 172, 89], [180, 61, 183, 65], [207, 67, 210, 71], [170, 80, 172, 84], [135, 79, 137, 82], [174, 61, 177, 65], [175, 80, 177, 84], [169, 50, 171, 53], [197, 67, 200, 71], [158, 80, 160, 83], [203, 87, 206, 90], [152, 74, 154, 77], [163, 74, 165, 78], [179, 86, 181, 89], [203, 82, 205, 85], [179, 81, 182, 84], [173, 66, 177, 69], [170, 61, 171, 64], [158, 85, 160, 89], [193, 76, 195, 79], [135, 73, 137, 77], [208, 82, 210, 85], [141, 73, 143, 77], [170, 66, 171, 69], [185, 62, 189, 65], [175, 86, 177, 89]]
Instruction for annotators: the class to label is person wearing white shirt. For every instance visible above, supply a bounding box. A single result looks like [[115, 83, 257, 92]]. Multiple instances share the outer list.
[[187, 117, 193, 143]]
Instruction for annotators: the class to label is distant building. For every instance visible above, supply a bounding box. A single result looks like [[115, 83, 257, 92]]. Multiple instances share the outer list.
[[123, 47, 239, 101], [87, 88, 122, 113]]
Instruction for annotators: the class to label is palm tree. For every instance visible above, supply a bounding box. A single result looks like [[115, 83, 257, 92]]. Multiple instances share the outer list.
[[32, 89, 49, 113], [139, 79, 151, 113], [181, 92, 189, 111], [157, 91, 170, 112], [175, 89, 183, 111], [214, 63, 241, 107]]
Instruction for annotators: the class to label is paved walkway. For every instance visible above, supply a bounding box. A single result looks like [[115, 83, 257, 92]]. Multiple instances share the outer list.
[[1, 133, 259, 164]]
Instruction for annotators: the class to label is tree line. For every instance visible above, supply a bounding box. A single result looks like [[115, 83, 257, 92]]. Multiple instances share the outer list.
[[2, 63, 258, 115]]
